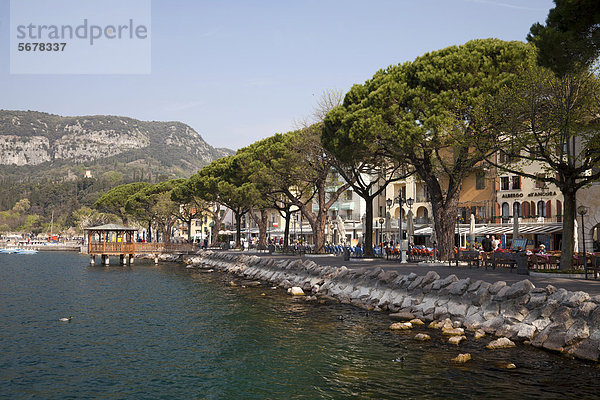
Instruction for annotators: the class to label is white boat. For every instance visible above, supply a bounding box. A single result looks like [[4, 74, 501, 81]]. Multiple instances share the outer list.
[[16, 249, 38, 254], [0, 248, 19, 254], [0, 248, 38, 254]]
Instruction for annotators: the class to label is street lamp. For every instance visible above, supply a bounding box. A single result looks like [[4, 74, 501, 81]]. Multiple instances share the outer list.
[[378, 217, 384, 247], [300, 211, 303, 245], [386, 198, 393, 242], [577, 205, 589, 258], [393, 195, 407, 263], [406, 197, 414, 248], [361, 213, 366, 245]]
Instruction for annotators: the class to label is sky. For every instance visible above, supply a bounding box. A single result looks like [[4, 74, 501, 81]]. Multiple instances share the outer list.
[[0, 0, 554, 150]]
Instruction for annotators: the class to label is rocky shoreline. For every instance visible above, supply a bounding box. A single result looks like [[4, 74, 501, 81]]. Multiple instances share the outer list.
[[178, 251, 600, 363]]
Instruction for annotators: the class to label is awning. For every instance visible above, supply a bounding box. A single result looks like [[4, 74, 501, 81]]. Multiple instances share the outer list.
[[482, 223, 563, 235], [414, 223, 562, 236]]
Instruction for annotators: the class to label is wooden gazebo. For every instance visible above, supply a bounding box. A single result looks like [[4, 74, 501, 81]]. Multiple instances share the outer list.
[[84, 224, 138, 265], [84, 224, 199, 265]]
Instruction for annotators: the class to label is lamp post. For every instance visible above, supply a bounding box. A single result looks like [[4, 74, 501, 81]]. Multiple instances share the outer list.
[[300, 211, 303, 245], [406, 197, 414, 247], [378, 218, 384, 247], [386, 198, 393, 243], [361, 213, 366, 246], [457, 215, 462, 248], [293, 213, 297, 243], [391, 195, 407, 263], [577, 205, 589, 258]]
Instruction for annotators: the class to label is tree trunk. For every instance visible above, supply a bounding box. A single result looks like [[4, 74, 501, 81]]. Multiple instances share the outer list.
[[429, 185, 460, 261], [187, 219, 192, 242], [283, 210, 291, 249], [313, 213, 327, 254], [363, 198, 374, 257], [235, 212, 242, 249], [560, 188, 576, 270], [210, 204, 222, 246], [250, 209, 268, 248], [260, 210, 268, 247], [164, 221, 174, 244]]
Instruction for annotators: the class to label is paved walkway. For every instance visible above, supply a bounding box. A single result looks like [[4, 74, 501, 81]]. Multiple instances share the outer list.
[[233, 251, 600, 296]]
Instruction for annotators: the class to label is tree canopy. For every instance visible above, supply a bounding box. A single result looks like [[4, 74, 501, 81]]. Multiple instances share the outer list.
[[326, 39, 535, 259], [528, 0, 600, 76], [480, 63, 600, 269], [94, 182, 151, 225]]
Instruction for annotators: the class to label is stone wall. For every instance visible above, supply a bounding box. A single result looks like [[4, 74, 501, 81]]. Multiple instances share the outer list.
[[184, 251, 600, 362]]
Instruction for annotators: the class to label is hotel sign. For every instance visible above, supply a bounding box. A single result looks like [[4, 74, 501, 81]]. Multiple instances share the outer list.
[[528, 191, 557, 197], [501, 191, 557, 199]]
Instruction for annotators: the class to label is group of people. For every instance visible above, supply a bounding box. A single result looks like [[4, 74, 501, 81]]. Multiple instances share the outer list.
[[478, 234, 547, 255], [480, 235, 501, 252]]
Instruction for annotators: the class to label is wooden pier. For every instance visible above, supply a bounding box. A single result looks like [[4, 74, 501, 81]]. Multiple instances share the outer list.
[[84, 224, 197, 265]]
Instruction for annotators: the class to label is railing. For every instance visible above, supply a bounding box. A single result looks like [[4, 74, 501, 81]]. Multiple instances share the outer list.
[[89, 242, 198, 254]]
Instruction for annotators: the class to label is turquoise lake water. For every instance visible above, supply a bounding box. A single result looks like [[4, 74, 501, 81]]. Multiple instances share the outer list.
[[0, 252, 598, 399]]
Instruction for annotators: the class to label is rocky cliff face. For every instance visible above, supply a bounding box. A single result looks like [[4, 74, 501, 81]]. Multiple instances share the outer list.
[[0, 110, 233, 169]]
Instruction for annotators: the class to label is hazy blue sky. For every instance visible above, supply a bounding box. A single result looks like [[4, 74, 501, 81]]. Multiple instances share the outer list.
[[1, 0, 553, 150]]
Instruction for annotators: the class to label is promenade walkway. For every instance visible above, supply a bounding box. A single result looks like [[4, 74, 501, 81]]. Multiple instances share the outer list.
[[234, 251, 600, 296]]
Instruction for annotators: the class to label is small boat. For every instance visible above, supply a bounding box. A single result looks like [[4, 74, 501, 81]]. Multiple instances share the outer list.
[[0, 248, 18, 254], [16, 249, 38, 254], [0, 248, 38, 254]]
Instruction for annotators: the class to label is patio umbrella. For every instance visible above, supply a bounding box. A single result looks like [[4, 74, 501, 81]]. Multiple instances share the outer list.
[[469, 214, 476, 249], [385, 212, 391, 242], [407, 210, 415, 245], [336, 215, 347, 244], [430, 217, 437, 245], [512, 214, 519, 243]]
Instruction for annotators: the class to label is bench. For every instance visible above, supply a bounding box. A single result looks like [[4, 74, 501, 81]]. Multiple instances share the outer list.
[[483, 251, 517, 271], [529, 254, 559, 270], [451, 250, 481, 269]]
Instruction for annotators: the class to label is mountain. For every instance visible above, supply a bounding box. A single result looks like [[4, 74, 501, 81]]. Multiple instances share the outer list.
[[0, 110, 234, 230], [0, 110, 233, 178]]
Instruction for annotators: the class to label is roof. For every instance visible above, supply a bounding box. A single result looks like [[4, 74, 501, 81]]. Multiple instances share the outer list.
[[84, 224, 138, 231]]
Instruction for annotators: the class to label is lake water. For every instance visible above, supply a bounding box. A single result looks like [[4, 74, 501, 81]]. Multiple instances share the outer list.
[[1, 252, 598, 399]]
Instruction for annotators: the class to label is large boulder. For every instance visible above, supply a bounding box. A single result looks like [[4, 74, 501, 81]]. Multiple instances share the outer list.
[[289, 287, 305, 296], [486, 337, 516, 349], [390, 322, 413, 330]]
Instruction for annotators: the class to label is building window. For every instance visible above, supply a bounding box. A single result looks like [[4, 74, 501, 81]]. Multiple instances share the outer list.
[[476, 206, 486, 219], [345, 190, 353, 201], [501, 177, 510, 191], [513, 202, 521, 217], [499, 151, 507, 164], [346, 210, 353, 220], [537, 200, 546, 217], [502, 202, 510, 218], [511, 176, 521, 190], [476, 172, 485, 190], [535, 174, 547, 189]]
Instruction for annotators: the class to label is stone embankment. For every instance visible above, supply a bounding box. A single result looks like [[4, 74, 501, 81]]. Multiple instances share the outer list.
[[183, 251, 600, 362]]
